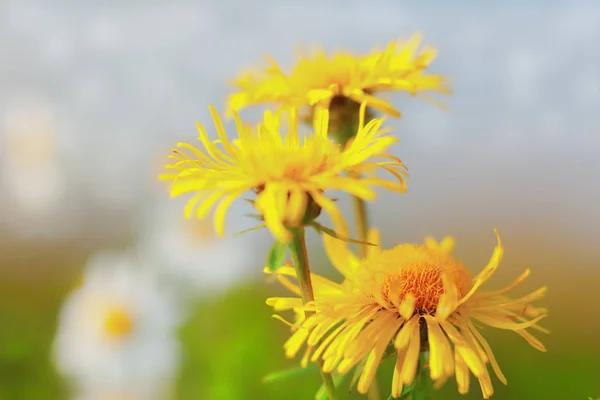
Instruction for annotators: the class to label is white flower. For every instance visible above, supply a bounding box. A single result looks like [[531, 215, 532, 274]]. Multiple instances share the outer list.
[[0, 99, 69, 237], [52, 251, 183, 400], [137, 202, 261, 297]]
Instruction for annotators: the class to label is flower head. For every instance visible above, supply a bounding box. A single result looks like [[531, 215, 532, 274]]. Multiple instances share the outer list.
[[52, 251, 182, 399], [160, 105, 407, 243], [266, 230, 548, 398], [137, 204, 257, 296], [1, 101, 67, 235], [227, 34, 449, 123]]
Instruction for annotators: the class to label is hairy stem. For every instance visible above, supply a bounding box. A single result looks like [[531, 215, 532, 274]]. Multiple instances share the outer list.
[[409, 352, 432, 400], [289, 228, 336, 400]]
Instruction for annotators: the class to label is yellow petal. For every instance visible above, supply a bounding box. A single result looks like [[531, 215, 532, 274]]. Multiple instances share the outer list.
[[400, 321, 420, 385], [425, 317, 452, 381], [365, 228, 381, 258], [213, 190, 243, 237], [357, 317, 403, 394], [286, 188, 308, 227], [459, 230, 503, 306], [394, 314, 418, 349], [454, 349, 470, 394], [312, 104, 330, 139], [256, 186, 292, 243], [310, 190, 349, 239], [195, 191, 224, 219], [283, 328, 310, 358], [209, 105, 238, 157], [266, 297, 304, 311], [323, 233, 360, 277], [391, 348, 407, 398], [468, 322, 508, 384]]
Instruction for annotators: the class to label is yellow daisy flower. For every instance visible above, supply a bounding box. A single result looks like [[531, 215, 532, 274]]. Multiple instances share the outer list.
[[266, 230, 548, 398], [227, 34, 449, 123], [160, 106, 407, 244]]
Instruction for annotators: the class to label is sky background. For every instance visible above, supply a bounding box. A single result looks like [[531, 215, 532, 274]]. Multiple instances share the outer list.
[[2, 0, 599, 255], [0, 0, 600, 268]]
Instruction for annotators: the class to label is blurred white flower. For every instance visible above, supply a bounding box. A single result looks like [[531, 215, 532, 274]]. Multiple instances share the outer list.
[[137, 202, 260, 298], [52, 251, 182, 400], [0, 98, 71, 237]]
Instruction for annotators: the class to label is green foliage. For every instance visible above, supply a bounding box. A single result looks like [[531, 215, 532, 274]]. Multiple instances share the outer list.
[[266, 241, 288, 271], [262, 364, 318, 384], [1, 270, 600, 400], [175, 284, 319, 400], [0, 274, 69, 400]]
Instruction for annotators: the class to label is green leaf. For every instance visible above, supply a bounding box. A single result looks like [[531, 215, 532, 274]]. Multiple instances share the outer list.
[[309, 222, 376, 246], [397, 379, 417, 399], [266, 241, 288, 271], [262, 364, 318, 383], [399, 351, 431, 400], [233, 224, 266, 237]]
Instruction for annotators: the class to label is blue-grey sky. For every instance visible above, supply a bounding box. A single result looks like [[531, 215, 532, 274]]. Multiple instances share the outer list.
[[1, 0, 599, 262]]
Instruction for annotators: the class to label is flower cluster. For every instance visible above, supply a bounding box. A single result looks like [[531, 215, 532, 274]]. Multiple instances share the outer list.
[[156, 34, 548, 400]]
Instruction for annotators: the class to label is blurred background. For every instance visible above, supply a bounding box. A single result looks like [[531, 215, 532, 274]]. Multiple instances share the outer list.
[[1, 0, 599, 399]]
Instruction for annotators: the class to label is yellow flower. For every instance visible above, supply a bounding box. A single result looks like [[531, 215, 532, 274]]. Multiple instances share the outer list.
[[227, 34, 449, 121], [266, 230, 548, 398], [160, 105, 407, 243]]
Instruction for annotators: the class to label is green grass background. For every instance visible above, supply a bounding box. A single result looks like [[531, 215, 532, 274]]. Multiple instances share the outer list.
[[1, 233, 599, 400]]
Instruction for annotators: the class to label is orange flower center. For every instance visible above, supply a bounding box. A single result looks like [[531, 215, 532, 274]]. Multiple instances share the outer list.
[[361, 245, 472, 315]]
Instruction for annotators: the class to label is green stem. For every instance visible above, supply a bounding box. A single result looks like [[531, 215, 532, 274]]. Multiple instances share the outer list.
[[289, 228, 336, 400], [409, 352, 432, 400]]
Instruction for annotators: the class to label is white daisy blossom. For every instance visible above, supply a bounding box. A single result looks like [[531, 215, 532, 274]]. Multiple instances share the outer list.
[[137, 203, 259, 297], [52, 251, 183, 400], [0, 100, 68, 236]]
